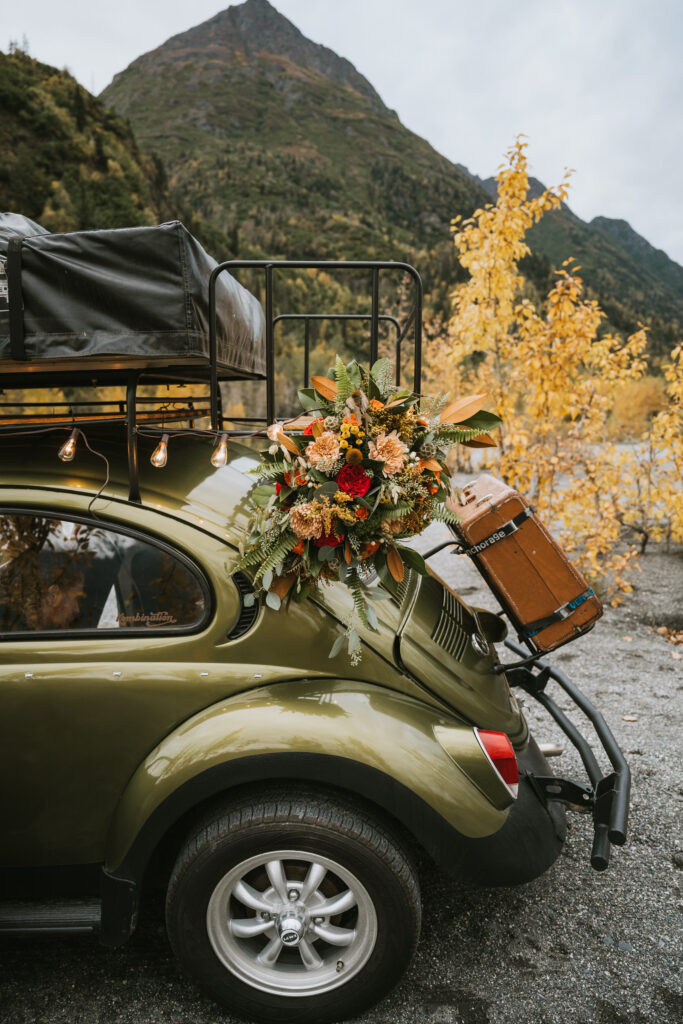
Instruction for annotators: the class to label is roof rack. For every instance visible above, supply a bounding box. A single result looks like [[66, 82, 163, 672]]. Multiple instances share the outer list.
[[1, 259, 423, 505]]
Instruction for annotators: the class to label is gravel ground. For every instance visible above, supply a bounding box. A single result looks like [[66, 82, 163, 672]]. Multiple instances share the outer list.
[[1, 538, 681, 1024]]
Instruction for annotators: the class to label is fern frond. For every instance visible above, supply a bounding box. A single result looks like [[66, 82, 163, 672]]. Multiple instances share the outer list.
[[255, 533, 298, 582], [380, 503, 411, 519], [346, 567, 370, 629], [233, 546, 264, 572], [254, 460, 290, 480], [432, 503, 462, 526], [434, 425, 490, 443], [335, 356, 355, 403]]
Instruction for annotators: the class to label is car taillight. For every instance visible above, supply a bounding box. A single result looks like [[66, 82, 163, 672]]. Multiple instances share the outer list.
[[475, 729, 519, 797]]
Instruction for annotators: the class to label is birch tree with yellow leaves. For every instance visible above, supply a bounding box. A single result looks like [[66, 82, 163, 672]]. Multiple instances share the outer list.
[[438, 138, 681, 599]]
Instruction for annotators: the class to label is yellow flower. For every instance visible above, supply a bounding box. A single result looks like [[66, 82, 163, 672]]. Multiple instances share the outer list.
[[345, 447, 363, 465]]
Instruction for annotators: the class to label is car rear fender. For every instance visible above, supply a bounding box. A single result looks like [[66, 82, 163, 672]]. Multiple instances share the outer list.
[[104, 678, 513, 882]]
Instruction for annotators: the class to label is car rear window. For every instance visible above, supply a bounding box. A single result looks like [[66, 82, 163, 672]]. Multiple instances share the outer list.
[[0, 513, 208, 635]]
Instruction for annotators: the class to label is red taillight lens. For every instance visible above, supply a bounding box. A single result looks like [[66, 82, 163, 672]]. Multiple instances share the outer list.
[[475, 729, 519, 794]]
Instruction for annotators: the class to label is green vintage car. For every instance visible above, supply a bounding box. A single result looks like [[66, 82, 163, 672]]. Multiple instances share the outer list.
[[0, 232, 630, 1023]]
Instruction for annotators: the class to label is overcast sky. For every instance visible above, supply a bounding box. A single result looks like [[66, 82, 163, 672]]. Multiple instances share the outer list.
[[4, 0, 682, 264]]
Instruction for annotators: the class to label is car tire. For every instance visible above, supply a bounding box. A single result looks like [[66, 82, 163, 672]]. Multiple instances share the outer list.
[[165, 786, 421, 1024]]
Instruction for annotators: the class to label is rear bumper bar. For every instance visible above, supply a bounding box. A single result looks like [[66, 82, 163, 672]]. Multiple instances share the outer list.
[[504, 639, 631, 871]]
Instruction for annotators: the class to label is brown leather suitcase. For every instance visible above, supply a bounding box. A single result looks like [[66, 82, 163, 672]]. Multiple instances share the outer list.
[[449, 474, 602, 652]]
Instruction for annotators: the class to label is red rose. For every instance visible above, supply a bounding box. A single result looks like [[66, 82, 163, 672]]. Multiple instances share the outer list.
[[304, 418, 324, 436], [314, 531, 344, 548], [336, 464, 371, 497]]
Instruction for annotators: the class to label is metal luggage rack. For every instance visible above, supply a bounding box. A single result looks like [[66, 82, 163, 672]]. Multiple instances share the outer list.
[[0, 259, 423, 504], [503, 638, 631, 871]]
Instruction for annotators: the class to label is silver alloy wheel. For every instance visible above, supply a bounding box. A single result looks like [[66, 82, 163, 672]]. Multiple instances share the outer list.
[[206, 848, 378, 996]]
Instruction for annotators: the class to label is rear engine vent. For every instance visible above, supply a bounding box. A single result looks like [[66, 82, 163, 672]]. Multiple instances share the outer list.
[[431, 587, 468, 661], [227, 572, 259, 640]]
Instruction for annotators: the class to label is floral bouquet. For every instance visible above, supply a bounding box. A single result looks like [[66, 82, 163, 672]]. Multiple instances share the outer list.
[[235, 357, 501, 662]]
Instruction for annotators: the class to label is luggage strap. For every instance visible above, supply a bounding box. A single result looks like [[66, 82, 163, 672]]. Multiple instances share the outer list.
[[463, 506, 533, 556], [522, 588, 596, 637], [6, 237, 26, 360]]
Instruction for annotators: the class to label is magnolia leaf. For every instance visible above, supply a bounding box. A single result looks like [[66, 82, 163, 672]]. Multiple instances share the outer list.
[[262, 569, 274, 591], [328, 635, 346, 659], [440, 392, 489, 425], [376, 558, 398, 596], [276, 430, 300, 455], [252, 484, 277, 507], [387, 546, 404, 582], [384, 389, 414, 410], [317, 545, 336, 562], [461, 432, 499, 448], [297, 388, 322, 412], [311, 376, 338, 401], [265, 591, 281, 611], [420, 458, 443, 473], [316, 481, 339, 497], [453, 409, 502, 431], [311, 419, 324, 439], [270, 574, 296, 600], [344, 539, 353, 565], [395, 545, 428, 575], [346, 360, 363, 387]]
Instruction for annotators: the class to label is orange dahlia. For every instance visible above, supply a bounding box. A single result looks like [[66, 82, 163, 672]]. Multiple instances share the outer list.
[[368, 430, 408, 477]]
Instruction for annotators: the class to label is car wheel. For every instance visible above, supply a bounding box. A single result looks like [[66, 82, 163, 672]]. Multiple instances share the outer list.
[[165, 787, 421, 1024]]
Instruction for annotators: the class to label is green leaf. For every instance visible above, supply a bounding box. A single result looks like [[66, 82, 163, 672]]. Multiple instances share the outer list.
[[262, 569, 273, 591], [243, 592, 256, 608], [365, 603, 379, 631], [298, 388, 323, 412], [456, 410, 503, 431], [366, 587, 392, 601], [316, 481, 339, 498], [395, 546, 428, 575], [265, 591, 281, 611], [328, 635, 346, 659], [317, 545, 336, 562], [252, 484, 277, 507], [370, 358, 393, 396], [347, 360, 363, 388]]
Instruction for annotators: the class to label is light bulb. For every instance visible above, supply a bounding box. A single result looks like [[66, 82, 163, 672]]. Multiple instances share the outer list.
[[210, 433, 228, 468], [150, 433, 169, 468], [58, 429, 78, 462]]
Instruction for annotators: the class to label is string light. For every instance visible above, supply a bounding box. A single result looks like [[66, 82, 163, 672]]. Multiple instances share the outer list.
[[58, 428, 78, 462], [150, 433, 169, 468], [210, 432, 229, 468]]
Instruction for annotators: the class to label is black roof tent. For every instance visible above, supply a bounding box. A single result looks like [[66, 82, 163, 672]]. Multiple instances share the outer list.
[[0, 214, 266, 385], [0, 214, 424, 503]]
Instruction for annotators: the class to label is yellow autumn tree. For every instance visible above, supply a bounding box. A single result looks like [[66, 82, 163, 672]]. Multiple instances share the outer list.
[[435, 137, 663, 600]]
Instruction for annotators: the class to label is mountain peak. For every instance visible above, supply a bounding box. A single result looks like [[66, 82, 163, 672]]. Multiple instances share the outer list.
[[107, 0, 387, 114]]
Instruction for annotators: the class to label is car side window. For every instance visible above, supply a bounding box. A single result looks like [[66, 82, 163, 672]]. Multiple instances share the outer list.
[[0, 513, 208, 636]]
